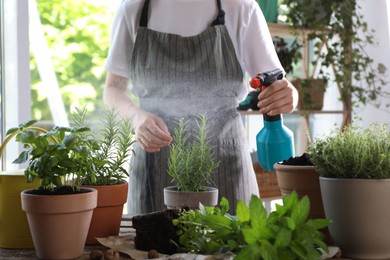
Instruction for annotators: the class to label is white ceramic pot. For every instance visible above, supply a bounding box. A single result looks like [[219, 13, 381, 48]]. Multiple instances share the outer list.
[[163, 186, 218, 210]]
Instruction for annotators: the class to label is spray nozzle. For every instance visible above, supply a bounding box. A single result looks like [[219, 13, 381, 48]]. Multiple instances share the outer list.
[[250, 68, 284, 91]]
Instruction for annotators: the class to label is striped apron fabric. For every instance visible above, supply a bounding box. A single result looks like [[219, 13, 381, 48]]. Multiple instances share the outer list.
[[128, 0, 259, 215]]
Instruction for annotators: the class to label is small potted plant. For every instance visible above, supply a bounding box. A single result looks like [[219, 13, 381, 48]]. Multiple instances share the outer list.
[[164, 114, 219, 209], [307, 121, 390, 259], [12, 120, 99, 259], [72, 107, 135, 245]]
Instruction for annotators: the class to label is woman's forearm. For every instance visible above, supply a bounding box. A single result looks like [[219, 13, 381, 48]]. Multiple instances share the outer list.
[[103, 72, 141, 119]]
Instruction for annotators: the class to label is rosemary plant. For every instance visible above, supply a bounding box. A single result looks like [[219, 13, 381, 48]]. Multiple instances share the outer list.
[[72, 107, 135, 185], [167, 115, 219, 192]]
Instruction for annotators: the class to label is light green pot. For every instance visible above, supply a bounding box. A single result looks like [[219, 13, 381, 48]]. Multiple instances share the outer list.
[[0, 170, 39, 248]]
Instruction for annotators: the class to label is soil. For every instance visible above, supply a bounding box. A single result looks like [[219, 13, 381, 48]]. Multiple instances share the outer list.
[[25, 186, 90, 195], [132, 209, 180, 255], [280, 153, 313, 166]]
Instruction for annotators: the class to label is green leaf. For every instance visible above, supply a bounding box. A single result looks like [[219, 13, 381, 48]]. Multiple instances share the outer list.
[[52, 176, 62, 187], [19, 130, 36, 143], [20, 120, 38, 129], [41, 176, 51, 187], [219, 197, 230, 214], [12, 151, 30, 164], [227, 239, 238, 251], [63, 134, 78, 148], [291, 196, 310, 225], [282, 216, 296, 230], [290, 241, 307, 259], [236, 200, 250, 222], [249, 195, 267, 230], [306, 218, 332, 230], [74, 126, 91, 133], [235, 245, 258, 260], [242, 227, 260, 245], [275, 228, 292, 248], [203, 215, 233, 231], [259, 240, 277, 260], [6, 127, 19, 135]]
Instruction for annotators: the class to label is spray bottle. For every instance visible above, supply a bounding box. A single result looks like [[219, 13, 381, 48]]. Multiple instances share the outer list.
[[249, 68, 295, 172]]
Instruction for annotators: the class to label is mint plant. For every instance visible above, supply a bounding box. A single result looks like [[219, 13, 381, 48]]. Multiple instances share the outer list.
[[173, 192, 331, 259], [167, 115, 219, 192]]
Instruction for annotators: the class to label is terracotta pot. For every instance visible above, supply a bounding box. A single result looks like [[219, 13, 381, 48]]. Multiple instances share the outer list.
[[21, 187, 97, 259], [163, 186, 218, 209], [320, 177, 390, 259], [0, 170, 39, 248], [274, 163, 333, 244], [84, 182, 128, 245]]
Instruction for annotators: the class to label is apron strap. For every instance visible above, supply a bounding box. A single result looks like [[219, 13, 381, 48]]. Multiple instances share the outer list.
[[139, 0, 225, 27], [211, 0, 225, 26], [139, 0, 150, 27]]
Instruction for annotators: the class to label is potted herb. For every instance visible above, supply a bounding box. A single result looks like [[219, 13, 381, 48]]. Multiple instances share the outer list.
[[283, 0, 388, 126], [71, 107, 135, 245], [12, 120, 98, 259], [164, 115, 219, 209], [173, 192, 331, 259], [307, 122, 390, 259]]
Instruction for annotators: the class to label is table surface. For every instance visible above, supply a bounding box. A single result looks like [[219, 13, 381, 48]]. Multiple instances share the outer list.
[[0, 216, 134, 260], [0, 215, 349, 260]]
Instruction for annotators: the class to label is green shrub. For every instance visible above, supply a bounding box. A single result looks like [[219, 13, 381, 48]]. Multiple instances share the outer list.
[[307, 122, 390, 179]]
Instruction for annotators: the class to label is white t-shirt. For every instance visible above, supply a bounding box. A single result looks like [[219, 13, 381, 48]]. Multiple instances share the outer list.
[[105, 0, 283, 79]]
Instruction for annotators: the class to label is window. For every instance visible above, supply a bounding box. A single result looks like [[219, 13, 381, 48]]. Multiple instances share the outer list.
[[1, 0, 120, 170]]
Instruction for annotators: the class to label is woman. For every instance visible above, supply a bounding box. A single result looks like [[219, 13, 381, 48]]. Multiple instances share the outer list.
[[104, 0, 298, 215]]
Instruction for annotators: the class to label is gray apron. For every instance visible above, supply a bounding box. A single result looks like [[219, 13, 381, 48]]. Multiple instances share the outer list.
[[128, 0, 259, 215]]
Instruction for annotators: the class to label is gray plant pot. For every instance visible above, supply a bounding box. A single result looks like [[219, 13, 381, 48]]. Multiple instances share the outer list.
[[163, 186, 218, 210], [320, 177, 390, 259]]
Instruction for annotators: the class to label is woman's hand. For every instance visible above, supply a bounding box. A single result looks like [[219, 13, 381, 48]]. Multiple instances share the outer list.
[[104, 72, 172, 153], [257, 78, 298, 116], [131, 109, 173, 153]]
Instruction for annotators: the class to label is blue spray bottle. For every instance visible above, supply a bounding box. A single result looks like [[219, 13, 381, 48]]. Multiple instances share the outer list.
[[249, 68, 295, 172]]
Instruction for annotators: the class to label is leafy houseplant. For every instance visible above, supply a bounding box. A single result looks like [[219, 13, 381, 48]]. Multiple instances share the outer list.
[[164, 115, 220, 209], [12, 121, 99, 192], [307, 122, 390, 259], [11, 120, 98, 259], [283, 0, 389, 127], [173, 192, 331, 259]]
